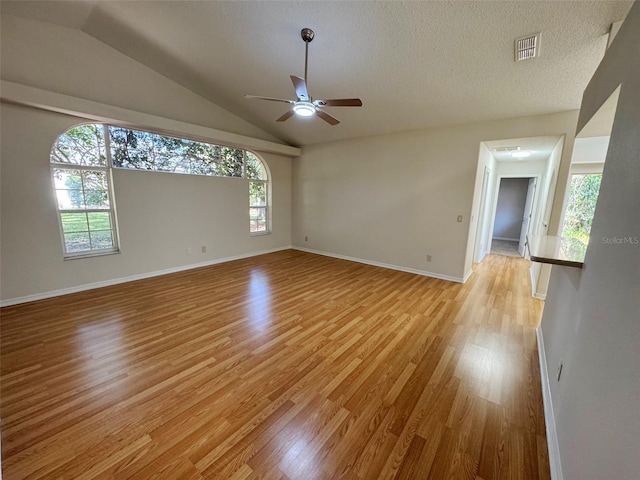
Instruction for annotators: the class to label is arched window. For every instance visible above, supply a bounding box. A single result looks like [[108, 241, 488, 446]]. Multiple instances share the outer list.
[[50, 124, 118, 257], [246, 152, 269, 233], [51, 124, 270, 256]]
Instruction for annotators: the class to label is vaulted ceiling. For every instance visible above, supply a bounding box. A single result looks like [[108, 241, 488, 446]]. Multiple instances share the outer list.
[[1, 1, 632, 146]]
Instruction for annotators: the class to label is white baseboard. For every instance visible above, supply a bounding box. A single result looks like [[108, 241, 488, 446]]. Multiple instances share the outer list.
[[463, 268, 474, 283], [493, 236, 520, 242], [292, 246, 465, 283], [0, 246, 292, 307], [536, 328, 563, 480], [530, 266, 547, 300]]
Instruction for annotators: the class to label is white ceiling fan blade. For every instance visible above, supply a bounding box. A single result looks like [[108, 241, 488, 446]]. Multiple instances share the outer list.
[[245, 95, 294, 104], [290, 76, 309, 101], [315, 108, 340, 125]]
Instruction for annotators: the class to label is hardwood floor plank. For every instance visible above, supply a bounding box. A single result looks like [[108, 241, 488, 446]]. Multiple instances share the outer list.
[[1, 251, 550, 479]]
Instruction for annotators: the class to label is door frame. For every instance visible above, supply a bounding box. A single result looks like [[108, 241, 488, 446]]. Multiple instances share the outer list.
[[518, 177, 538, 256], [473, 165, 492, 263]]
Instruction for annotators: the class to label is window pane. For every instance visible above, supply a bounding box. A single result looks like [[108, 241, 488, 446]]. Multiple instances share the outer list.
[[50, 124, 106, 166], [83, 171, 110, 208], [109, 127, 155, 170], [246, 152, 266, 180], [53, 169, 85, 209], [64, 232, 91, 252], [61, 213, 88, 233], [87, 212, 112, 231], [154, 136, 190, 173], [84, 191, 110, 209], [155, 154, 190, 173], [90, 230, 114, 249], [561, 173, 602, 246], [83, 170, 108, 190], [190, 158, 218, 176], [217, 147, 244, 177], [53, 168, 82, 189], [250, 182, 267, 206], [56, 189, 84, 210], [250, 207, 267, 233]]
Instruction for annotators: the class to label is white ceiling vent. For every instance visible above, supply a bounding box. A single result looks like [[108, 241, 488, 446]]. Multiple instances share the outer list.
[[515, 33, 540, 61], [493, 146, 520, 153]]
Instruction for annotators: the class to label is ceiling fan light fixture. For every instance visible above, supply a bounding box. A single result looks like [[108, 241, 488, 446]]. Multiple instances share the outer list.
[[245, 28, 361, 125], [293, 102, 316, 117]]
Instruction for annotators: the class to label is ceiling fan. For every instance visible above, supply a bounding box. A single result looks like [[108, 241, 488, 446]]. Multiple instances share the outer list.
[[245, 28, 363, 126]]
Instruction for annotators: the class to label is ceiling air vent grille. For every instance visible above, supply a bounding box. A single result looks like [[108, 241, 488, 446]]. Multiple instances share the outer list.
[[493, 146, 520, 153], [515, 33, 540, 61]]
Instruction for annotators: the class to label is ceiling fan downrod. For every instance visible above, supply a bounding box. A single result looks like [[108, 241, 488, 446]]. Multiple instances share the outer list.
[[301, 28, 314, 87]]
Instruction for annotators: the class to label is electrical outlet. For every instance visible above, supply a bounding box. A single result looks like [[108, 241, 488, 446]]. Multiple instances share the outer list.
[[201, 246, 207, 253], [457, 215, 463, 222], [186, 247, 192, 255], [557, 362, 563, 381], [426, 255, 432, 262], [305, 236, 308, 242]]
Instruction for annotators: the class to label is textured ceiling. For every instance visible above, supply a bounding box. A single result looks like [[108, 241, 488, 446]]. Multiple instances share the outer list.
[[1, 1, 632, 147]]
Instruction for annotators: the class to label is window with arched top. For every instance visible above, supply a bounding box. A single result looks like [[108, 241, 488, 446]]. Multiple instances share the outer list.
[[50, 124, 118, 257], [51, 124, 270, 257], [246, 152, 269, 233]]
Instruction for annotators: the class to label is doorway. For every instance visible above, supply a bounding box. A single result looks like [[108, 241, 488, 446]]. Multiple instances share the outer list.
[[490, 176, 537, 257], [469, 135, 563, 267]]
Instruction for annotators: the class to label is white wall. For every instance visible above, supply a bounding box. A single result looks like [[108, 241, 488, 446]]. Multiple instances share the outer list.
[[570, 162, 604, 175], [492, 177, 529, 240], [495, 158, 548, 177], [293, 111, 579, 281], [0, 103, 292, 303], [539, 2, 640, 479], [529, 138, 564, 298]]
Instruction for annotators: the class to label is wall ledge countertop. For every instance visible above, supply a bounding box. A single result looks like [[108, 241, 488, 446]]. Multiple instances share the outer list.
[[528, 235, 586, 268]]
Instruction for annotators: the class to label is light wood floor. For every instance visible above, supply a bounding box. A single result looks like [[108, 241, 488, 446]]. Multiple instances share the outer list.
[[1, 251, 549, 480]]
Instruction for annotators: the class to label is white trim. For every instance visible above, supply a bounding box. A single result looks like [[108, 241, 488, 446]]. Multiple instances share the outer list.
[[0, 246, 291, 307], [530, 266, 547, 300], [292, 246, 466, 283], [0, 80, 301, 157], [536, 328, 564, 480], [463, 268, 474, 283]]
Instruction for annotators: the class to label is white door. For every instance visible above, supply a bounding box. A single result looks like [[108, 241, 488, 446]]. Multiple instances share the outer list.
[[519, 177, 537, 256]]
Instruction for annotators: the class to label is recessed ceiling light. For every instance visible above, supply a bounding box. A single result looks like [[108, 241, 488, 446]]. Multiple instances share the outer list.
[[512, 150, 532, 158]]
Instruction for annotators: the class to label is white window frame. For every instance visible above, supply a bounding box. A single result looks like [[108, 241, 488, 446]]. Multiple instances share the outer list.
[[51, 124, 120, 259], [246, 151, 270, 235]]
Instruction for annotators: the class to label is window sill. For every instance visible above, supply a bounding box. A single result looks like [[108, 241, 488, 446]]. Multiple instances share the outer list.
[[64, 250, 121, 261], [250, 231, 271, 237]]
